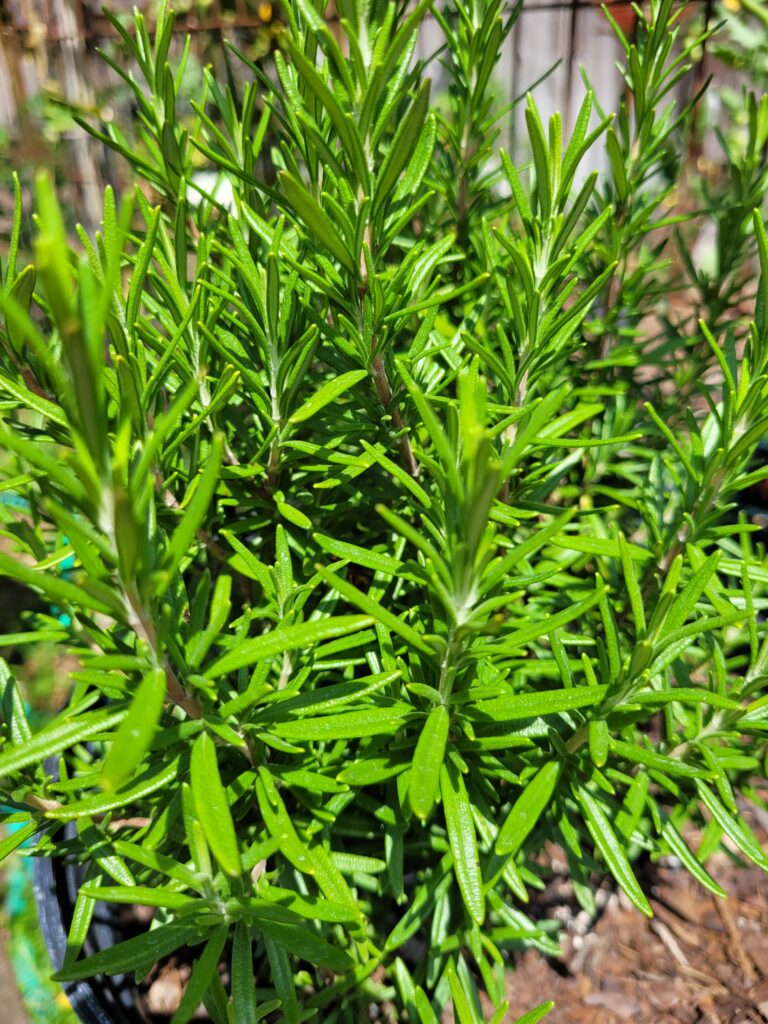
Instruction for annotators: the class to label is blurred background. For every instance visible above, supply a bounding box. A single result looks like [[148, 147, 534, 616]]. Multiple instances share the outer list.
[[0, 0, 762, 229]]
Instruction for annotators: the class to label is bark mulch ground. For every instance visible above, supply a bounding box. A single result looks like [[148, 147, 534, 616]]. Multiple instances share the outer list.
[[506, 816, 768, 1024]]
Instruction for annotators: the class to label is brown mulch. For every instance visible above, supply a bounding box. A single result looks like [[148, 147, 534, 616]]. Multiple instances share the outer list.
[[507, 839, 768, 1024]]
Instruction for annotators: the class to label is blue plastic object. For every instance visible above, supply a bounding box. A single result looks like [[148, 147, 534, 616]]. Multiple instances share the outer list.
[[0, 491, 74, 626]]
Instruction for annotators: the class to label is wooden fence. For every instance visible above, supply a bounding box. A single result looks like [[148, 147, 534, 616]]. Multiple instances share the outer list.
[[0, 0, 733, 228]]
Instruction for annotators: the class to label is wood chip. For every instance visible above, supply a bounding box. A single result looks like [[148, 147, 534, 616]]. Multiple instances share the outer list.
[[652, 899, 705, 950], [650, 919, 691, 967], [716, 894, 757, 986]]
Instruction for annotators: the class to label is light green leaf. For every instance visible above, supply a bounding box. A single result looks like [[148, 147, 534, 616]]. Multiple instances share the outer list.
[[279, 171, 356, 274], [62, 870, 101, 969], [283, 42, 368, 187], [499, 586, 605, 652], [696, 782, 768, 872], [101, 668, 165, 791], [410, 705, 449, 821], [0, 659, 32, 746], [610, 739, 710, 779], [255, 767, 316, 877], [232, 920, 258, 1024], [0, 708, 126, 778], [0, 367, 66, 425], [512, 1002, 555, 1024], [163, 433, 224, 583], [488, 1002, 511, 1024], [78, 885, 196, 910], [265, 937, 300, 1024], [272, 707, 410, 742], [0, 821, 39, 862], [111, 839, 201, 891], [589, 720, 609, 767], [553, 535, 651, 560], [623, 687, 740, 711], [0, 550, 122, 617], [441, 760, 484, 925], [446, 965, 479, 1024], [259, 887, 361, 924], [574, 785, 652, 917], [54, 922, 204, 981], [374, 79, 432, 213], [658, 817, 726, 899], [171, 926, 229, 1024], [47, 757, 181, 821], [289, 370, 367, 424], [472, 686, 608, 723], [313, 533, 403, 576], [414, 986, 440, 1024], [318, 565, 433, 656], [496, 761, 561, 856], [205, 615, 372, 678], [191, 732, 241, 879], [259, 920, 353, 973]]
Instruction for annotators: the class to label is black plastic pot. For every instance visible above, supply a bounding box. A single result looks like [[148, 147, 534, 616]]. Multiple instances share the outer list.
[[32, 758, 142, 1024], [33, 839, 142, 1024]]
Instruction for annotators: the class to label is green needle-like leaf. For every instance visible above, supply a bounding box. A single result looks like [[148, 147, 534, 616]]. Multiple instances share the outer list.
[[232, 921, 258, 1024], [171, 926, 229, 1024], [289, 370, 367, 424], [205, 616, 372, 678], [512, 1002, 555, 1024], [101, 668, 166, 791], [279, 171, 356, 275], [410, 705, 449, 821], [496, 761, 561, 856], [0, 708, 126, 778], [163, 432, 224, 584], [441, 759, 485, 925], [191, 732, 242, 879], [574, 785, 652, 917], [54, 923, 204, 981]]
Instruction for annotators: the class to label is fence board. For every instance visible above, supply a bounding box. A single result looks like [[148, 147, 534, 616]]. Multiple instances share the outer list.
[[0, 1, 743, 225]]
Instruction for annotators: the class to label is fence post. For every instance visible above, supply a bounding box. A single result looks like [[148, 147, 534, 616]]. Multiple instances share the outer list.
[[48, 0, 103, 229]]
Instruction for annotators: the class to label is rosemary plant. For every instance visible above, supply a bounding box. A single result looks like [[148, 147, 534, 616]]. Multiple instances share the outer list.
[[0, 2, 767, 1022]]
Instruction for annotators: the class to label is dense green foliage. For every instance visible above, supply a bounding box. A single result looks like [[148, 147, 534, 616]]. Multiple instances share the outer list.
[[0, 1, 767, 1022]]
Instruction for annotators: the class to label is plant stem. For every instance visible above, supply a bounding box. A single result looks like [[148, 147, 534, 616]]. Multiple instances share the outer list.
[[359, 213, 418, 477], [124, 586, 203, 720], [24, 793, 62, 813], [371, 351, 419, 477], [437, 631, 461, 701], [500, 369, 529, 502]]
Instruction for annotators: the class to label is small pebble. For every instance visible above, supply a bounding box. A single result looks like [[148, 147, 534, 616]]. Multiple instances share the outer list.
[[573, 910, 591, 935]]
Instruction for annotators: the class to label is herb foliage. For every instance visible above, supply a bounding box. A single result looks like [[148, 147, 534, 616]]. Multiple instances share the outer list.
[[0, 1, 767, 1022]]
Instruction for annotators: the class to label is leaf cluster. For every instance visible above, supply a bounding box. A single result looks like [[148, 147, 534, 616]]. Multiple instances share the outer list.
[[0, 2, 767, 1022]]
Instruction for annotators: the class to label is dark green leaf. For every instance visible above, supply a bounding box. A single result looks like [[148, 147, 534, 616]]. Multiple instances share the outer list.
[[54, 923, 204, 981]]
